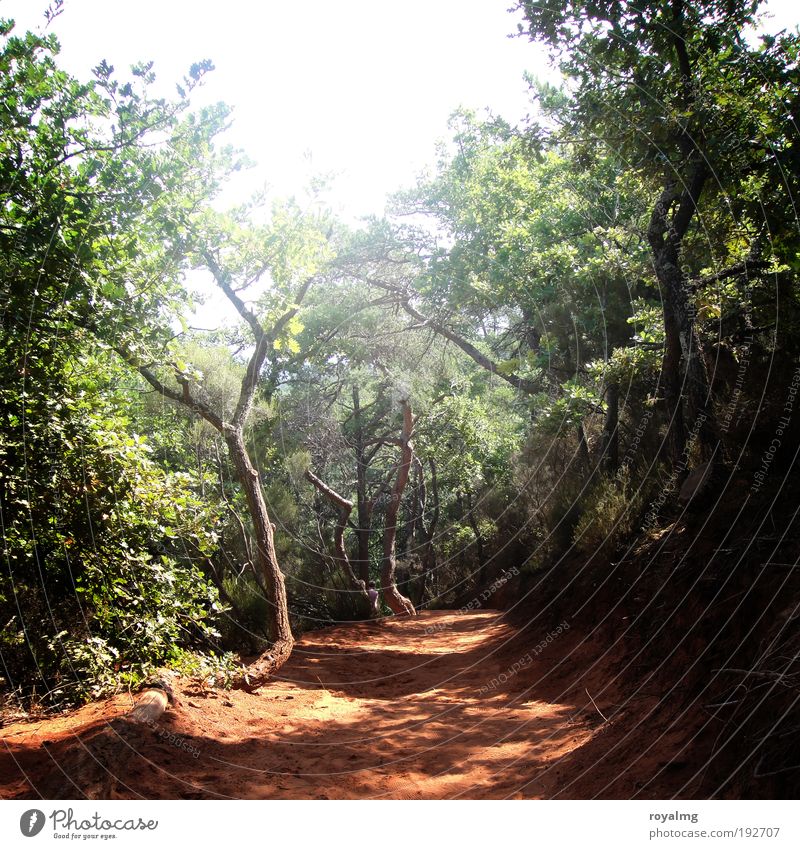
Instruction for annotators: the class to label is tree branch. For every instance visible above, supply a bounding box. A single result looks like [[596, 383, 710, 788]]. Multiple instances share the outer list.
[[123, 354, 226, 433], [364, 277, 539, 395]]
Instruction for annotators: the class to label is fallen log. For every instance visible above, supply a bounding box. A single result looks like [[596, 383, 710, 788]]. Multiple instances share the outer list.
[[40, 675, 176, 799]]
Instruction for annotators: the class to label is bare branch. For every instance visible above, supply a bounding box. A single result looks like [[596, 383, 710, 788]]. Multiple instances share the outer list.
[[364, 277, 539, 396], [121, 352, 226, 432], [304, 469, 353, 512]]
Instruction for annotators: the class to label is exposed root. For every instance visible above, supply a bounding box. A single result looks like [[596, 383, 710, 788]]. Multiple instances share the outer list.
[[229, 637, 295, 692]]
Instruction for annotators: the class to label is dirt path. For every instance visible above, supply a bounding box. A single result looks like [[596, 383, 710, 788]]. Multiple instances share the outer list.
[[0, 610, 693, 799]]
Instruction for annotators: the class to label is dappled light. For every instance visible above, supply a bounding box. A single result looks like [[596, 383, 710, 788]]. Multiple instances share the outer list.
[[2, 0, 800, 814]]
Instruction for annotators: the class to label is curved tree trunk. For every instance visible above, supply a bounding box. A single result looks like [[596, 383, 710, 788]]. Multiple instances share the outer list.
[[381, 399, 417, 616], [227, 433, 293, 688], [305, 468, 370, 616], [645, 13, 719, 466], [649, 203, 719, 464], [127, 255, 317, 691], [352, 385, 373, 586]]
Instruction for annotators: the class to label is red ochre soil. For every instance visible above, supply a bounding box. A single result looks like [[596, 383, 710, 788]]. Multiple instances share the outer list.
[[0, 610, 704, 799]]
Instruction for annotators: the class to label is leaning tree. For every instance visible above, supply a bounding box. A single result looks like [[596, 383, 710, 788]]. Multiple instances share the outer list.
[[122, 204, 335, 686]]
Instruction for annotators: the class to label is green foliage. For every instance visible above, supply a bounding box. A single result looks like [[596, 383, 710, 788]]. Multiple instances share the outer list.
[[571, 468, 638, 555], [392, 109, 648, 376], [417, 391, 521, 490], [168, 647, 242, 690], [533, 379, 604, 434], [516, 0, 800, 340], [2, 2, 799, 710], [0, 20, 234, 705], [0, 373, 227, 702]]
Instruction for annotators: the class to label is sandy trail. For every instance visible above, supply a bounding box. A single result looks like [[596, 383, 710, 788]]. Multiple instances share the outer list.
[[1, 610, 649, 799]]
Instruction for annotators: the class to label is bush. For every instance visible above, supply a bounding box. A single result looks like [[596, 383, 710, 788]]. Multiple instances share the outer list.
[[0, 387, 226, 706], [571, 465, 660, 556]]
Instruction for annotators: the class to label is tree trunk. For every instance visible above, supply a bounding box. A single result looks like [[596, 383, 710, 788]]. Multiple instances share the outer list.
[[662, 293, 687, 460], [601, 381, 619, 474], [226, 432, 293, 687], [649, 223, 718, 463], [304, 468, 370, 616], [43, 675, 177, 798], [126, 255, 316, 691], [352, 385, 372, 586], [645, 10, 719, 466], [465, 488, 487, 584], [411, 456, 438, 606], [422, 457, 439, 601], [381, 399, 417, 616]]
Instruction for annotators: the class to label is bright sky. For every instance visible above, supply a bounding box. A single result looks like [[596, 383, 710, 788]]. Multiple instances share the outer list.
[[3, 0, 797, 218], [1, 0, 560, 219], [3, 0, 797, 326]]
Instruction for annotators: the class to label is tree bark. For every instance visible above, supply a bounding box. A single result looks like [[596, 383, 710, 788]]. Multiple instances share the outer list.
[[465, 487, 487, 585], [352, 385, 373, 586], [381, 399, 417, 616], [644, 3, 719, 465], [123, 255, 315, 689], [601, 381, 619, 474], [304, 468, 369, 614], [397, 298, 539, 396], [226, 432, 293, 687], [413, 455, 439, 604], [423, 457, 439, 599], [411, 456, 438, 605], [648, 174, 719, 463]]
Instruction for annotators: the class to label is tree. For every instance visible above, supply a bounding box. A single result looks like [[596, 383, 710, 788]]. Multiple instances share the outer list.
[[381, 398, 417, 616], [409, 455, 439, 604], [126, 203, 334, 686], [515, 0, 799, 463], [303, 467, 370, 611], [0, 19, 234, 701], [356, 114, 652, 478]]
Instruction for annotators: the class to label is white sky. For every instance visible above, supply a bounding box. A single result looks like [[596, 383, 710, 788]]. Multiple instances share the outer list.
[[3, 0, 797, 327], [3, 0, 797, 218], [1, 0, 559, 219]]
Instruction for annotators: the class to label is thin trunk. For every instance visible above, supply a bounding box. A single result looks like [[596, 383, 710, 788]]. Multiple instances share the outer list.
[[601, 381, 619, 474], [352, 385, 372, 586], [662, 298, 686, 460], [226, 433, 293, 686], [646, 6, 719, 464], [125, 255, 316, 690], [304, 469, 370, 614], [412, 456, 439, 605], [424, 457, 439, 598], [360, 290, 539, 395], [465, 488, 487, 585], [649, 185, 718, 463], [196, 437, 205, 498], [381, 399, 416, 616]]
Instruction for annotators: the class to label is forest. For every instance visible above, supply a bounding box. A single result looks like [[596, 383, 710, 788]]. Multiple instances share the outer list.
[[2, 0, 800, 802]]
